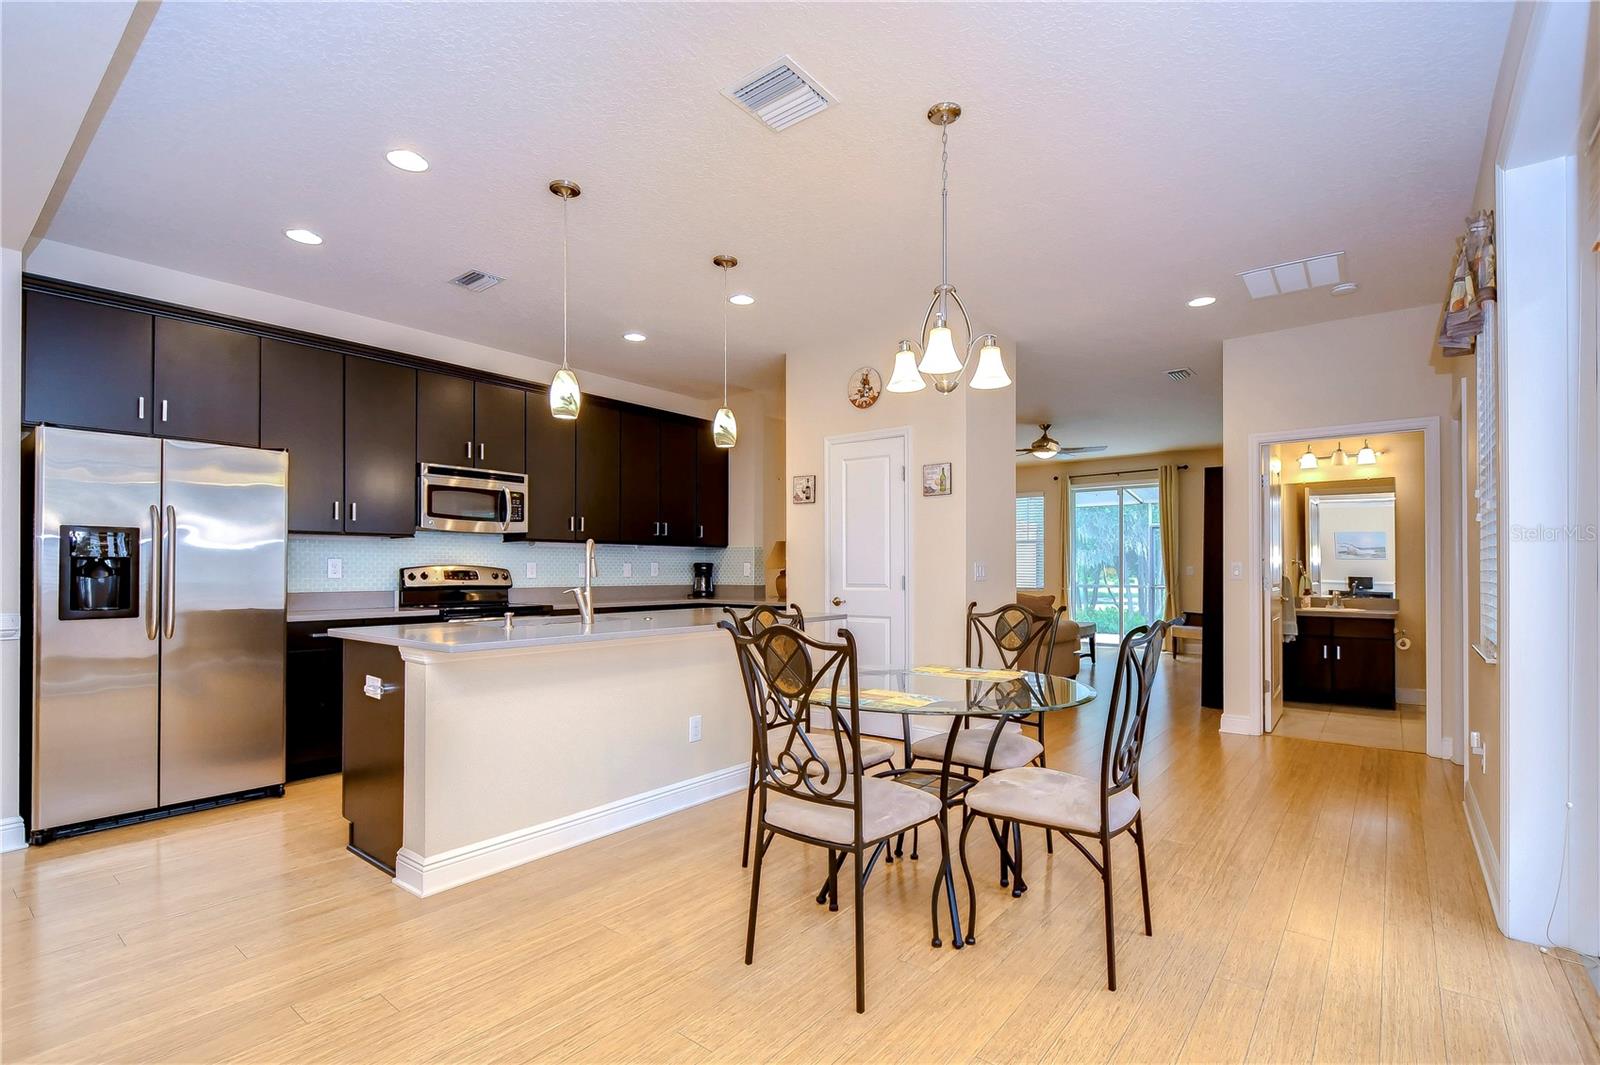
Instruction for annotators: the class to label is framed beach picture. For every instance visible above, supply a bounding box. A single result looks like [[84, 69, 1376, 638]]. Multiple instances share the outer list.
[[922, 462, 952, 497], [1333, 530, 1387, 560]]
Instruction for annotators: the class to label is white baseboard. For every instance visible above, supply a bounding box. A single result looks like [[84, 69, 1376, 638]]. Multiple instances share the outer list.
[[1396, 687, 1427, 705], [0, 817, 26, 853], [1464, 785, 1504, 929], [1219, 712, 1260, 736], [393, 762, 748, 897]]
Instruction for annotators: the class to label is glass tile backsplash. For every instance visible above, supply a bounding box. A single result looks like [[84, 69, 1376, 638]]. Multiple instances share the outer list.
[[286, 532, 762, 593]]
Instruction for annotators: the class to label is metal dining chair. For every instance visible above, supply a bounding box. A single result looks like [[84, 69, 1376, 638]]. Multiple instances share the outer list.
[[724, 604, 896, 867], [720, 620, 944, 1013], [958, 618, 1171, 989]]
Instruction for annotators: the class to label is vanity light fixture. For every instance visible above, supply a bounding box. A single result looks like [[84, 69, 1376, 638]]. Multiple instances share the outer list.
[[385, 149, 430, 173], [711, 255, 739, 448], [284, 228, 323, 245], [1298, 445, 1319, 470], [886, 102, 1010, 396], [548, 180, 583, 421], [1356, 439, 1378, 465]]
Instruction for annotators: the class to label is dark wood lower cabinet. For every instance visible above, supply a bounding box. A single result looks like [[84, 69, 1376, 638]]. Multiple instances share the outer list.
[[1283, 615, 1396, 709], [286, 623, 344, 780]]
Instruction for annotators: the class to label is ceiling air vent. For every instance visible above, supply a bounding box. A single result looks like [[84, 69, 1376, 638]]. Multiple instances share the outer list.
[[1238, 252, 1345, 300], [723, 55, 836, 132], [1165, 367, 1195, 381], [449, 270, 505, 293]]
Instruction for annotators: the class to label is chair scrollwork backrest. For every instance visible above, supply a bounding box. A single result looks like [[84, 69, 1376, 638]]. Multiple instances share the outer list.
[[967, 600, 1062, 674], [720, 620, 863, 816], [1101, 618, 1172, 808]]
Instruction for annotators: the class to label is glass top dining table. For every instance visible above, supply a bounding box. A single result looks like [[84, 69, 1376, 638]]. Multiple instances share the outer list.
[[847, 666, 1096, 717]]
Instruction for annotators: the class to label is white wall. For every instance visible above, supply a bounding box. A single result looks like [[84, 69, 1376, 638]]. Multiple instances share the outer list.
[[1, 248, 22, 850], [1221, 305, 1461, 752]]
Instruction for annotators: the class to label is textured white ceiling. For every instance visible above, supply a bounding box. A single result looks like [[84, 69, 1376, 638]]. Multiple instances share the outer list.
[[44, 2, 1511, 455]]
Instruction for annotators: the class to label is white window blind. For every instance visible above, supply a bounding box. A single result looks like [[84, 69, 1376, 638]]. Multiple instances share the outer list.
[[1475, 303, 1499, 659], [1016, 494, 1046, 589]]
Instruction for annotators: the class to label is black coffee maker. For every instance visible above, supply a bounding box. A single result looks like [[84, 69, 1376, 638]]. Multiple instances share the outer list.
[[690, 562, 715, 599]]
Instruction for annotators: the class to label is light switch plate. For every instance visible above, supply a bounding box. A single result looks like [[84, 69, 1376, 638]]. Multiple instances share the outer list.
[[623, 562, 634, 578], [973, 561, 988, 581], [0, 613, 20, 641], [688, 715, 703, 742], [327, 558, 343, 580], [650, 562, 660, 577], [526, 562, 537, 579]]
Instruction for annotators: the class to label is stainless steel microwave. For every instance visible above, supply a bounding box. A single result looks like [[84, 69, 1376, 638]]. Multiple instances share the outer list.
[[417, 464, 528, 534]]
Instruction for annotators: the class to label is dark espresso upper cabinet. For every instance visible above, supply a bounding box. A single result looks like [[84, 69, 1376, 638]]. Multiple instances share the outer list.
[[261, 339, 345, 533], [696, 427, 730, 547], [525, 403, 577, 541], [153, 318, 260, 446], [473, 382, 525, 473], [417, 371, 475, 467], [575, 401, 622, 542], [618, 408, 661, 542], [344, 357, 417, 536], [657, 416, 697, 544], [23, 292, 153, 434]]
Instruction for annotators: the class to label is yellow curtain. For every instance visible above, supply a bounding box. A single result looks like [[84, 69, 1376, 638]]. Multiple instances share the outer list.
[[1159, 464, 1181, 621]]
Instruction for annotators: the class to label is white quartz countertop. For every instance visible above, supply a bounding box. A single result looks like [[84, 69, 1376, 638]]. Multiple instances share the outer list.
[[288, 595, 782, 625], [328, 607, 849, 654]]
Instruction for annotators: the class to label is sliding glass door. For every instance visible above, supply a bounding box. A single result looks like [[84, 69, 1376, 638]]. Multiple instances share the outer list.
[[1070, 481, 1164, 642]]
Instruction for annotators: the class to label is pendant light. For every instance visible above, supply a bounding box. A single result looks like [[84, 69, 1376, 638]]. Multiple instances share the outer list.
[[1356, 439, 1378, 465], [887, 102, 1011, 396], [711, 255, 739, 448], [1298, 445, 1318, 470], [548, 180, 582, 420]]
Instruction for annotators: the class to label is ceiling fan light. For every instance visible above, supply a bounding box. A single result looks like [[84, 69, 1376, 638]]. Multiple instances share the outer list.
[[712, 406, 738, 449], [887, 343, 926, 393], [918, 325, 962, 378], [1356, 439, 1378, 465], [1031, 443, 1059, 459], [969, 340, 1011, 390], [549, 367, 582, 420], [1299, 446, 1318, 470]]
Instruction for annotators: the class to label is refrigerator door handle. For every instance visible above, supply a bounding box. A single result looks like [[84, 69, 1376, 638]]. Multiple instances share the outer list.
[[163, 504, 177, 638], [146, 504, 161, 640]]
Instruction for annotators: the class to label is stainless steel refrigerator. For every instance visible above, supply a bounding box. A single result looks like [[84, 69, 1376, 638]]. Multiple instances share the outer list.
[[26, 426, 288, 841]]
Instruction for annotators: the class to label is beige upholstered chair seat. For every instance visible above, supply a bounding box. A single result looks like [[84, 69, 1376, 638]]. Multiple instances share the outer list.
[[911, 723, 1043, 771], [966, 766, 1140, 834], [769, 730, 895, 774], [764, 776, 941, 845]]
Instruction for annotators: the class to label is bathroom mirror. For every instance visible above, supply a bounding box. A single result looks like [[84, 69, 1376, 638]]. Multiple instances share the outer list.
[[1305, 484, 1397, 596]]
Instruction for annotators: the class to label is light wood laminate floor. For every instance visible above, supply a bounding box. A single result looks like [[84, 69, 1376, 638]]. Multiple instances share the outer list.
[[4, 656, 1597, 1063]]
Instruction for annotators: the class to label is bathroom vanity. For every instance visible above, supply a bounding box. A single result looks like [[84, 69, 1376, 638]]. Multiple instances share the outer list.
[[1284, 605, 1397, 709]]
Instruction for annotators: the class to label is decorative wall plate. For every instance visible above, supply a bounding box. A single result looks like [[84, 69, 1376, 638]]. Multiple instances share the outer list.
[[847, 367, 883, 409]]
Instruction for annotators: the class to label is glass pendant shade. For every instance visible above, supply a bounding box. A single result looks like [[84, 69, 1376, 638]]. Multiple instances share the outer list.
[[918, 325, 962, 377], [712, 406, 738, 449], [1331, 442, 1348, 466], [1298, 447, 1318, 470], [1356, 440, 1378, 465], [549, 367, 582, 420], [887, 344, 926, 393], [969, 341, 1010, 390]]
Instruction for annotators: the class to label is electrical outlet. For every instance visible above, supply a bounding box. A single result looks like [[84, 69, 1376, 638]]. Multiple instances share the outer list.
[[1470, 730, 1488, 773], [1184, 564, 1195, 577], [649, 562, 659, 577], [326, 557, 343, 580], [526, 562, 537, 579], [623, 562, 634, 578], [688, 715, 703, 742], [743, 562, 752, 577]]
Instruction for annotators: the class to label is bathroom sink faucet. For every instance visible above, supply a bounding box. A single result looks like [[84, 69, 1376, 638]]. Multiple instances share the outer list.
[[567, 538, 597, 624]]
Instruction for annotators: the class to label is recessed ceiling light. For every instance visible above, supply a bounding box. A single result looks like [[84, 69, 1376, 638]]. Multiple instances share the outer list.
[[1187, 295, 1217, 308], [1331, 282, 1360, 296], [729, 293, 755, 306], [623, 332, 647, 343], [284, 228, 323, 245], [385, 149, 430, 173]]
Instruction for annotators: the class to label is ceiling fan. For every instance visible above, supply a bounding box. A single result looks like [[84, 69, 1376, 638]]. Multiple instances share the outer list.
[[1018, 424, 1107, 460]]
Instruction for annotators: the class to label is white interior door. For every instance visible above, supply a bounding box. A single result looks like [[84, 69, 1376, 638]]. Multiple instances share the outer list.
[[825, 431, 909, 671]]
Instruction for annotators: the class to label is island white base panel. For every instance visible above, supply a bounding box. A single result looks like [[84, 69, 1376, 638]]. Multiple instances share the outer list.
[[393, 761, 746, 897], [393, 629, 751, 896]]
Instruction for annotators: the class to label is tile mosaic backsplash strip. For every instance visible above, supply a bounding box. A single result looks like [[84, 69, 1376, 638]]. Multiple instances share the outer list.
[[286, 531, 763, 594]]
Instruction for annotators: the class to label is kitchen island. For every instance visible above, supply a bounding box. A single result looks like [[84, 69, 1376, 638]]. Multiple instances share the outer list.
[[329, 606, 841, 896]]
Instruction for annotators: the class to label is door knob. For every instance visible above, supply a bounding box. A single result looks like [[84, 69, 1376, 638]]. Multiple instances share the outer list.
[[832, 597, 845, 606]]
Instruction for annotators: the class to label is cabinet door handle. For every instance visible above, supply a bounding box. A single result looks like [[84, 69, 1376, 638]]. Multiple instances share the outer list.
[[138, 396, 146, 420], [1335, 645, 1341, 661], [478, 442, 485, 462], [350, 502, 358, 523], [333, 500, 341, 522], [699, 524, 704, 539], [662, 522, 669, 537], [466, 440, 473, 459], [579, 516, 585, 533], [161, 399, 169, 423], [1322, 646, 1328, 660]]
